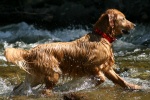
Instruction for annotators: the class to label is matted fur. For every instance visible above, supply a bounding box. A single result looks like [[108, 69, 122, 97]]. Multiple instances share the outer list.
[[4, 9, 141, 95]]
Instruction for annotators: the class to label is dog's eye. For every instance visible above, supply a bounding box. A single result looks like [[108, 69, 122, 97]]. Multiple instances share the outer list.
[[122, 18, 125, 21]]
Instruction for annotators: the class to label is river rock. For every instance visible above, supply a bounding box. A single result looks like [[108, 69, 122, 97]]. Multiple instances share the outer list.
[[63, 92, 88, 100]]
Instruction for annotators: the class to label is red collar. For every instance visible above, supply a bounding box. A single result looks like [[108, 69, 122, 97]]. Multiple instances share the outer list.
[[94, 28, 116, 43]]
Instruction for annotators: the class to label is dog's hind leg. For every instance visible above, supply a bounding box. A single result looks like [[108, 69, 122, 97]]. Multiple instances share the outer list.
[[42, 72, 60, 96]]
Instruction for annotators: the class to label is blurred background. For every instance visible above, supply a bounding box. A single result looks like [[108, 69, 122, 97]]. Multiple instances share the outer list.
[[0, 0, 150, 29]]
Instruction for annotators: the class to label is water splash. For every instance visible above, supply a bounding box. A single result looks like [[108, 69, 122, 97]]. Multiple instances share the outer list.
[[0, 22, 53, 43], [53, 77, 96, 93], [0, 78, 13, 95]]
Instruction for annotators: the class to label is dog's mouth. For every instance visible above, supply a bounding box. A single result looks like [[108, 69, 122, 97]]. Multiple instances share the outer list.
[[116, 29, 132, 38], [121, 24, 135, 35], [122, 30, 130, 34]]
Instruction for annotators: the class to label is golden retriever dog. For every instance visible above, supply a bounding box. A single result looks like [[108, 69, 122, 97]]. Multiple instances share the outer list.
[[4, 9, 141, 95]]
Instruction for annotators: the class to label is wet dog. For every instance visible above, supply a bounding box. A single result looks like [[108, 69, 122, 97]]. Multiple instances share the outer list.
[[4, 9, 141, 95]]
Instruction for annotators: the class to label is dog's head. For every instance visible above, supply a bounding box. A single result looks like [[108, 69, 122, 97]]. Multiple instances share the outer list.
[[94, 9, 135, 36]]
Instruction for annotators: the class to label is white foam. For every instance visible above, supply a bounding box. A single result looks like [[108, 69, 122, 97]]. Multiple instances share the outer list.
[[0, 78, 13, 95], [0, 56, 6, 61]]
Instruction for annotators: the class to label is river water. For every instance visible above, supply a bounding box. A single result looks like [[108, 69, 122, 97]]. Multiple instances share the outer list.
[[0, 22, 150, 100]]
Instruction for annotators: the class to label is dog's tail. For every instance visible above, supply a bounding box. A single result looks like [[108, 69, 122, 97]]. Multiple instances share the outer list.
[[4, 48, 30, 74]]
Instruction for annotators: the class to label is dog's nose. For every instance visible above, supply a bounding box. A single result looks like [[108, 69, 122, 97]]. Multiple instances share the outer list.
[[133, 24, 136, 27]]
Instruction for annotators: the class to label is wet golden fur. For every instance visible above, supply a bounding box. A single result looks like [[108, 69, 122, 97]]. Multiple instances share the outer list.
[[4, 9, 141, 95]]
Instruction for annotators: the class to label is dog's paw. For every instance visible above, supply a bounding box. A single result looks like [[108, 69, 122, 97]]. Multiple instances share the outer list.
[[127, 84, 142, 90]]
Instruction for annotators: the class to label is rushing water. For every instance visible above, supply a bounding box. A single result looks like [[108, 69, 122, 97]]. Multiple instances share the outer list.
[[0, 22, 150, 99]]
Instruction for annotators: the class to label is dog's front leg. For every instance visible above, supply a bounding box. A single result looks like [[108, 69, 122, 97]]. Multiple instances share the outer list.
[[104, 68, 141, 90]]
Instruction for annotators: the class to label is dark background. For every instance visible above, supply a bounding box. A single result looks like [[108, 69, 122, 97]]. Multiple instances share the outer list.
[[0, 0, 150, 30]]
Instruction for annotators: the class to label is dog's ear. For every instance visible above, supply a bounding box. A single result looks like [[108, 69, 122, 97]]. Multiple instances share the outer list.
[[108, 13, 115, 28]]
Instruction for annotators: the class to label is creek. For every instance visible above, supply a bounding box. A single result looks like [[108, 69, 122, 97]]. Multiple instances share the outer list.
[[0, 22, 150, 100]]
